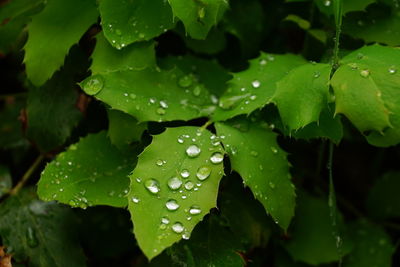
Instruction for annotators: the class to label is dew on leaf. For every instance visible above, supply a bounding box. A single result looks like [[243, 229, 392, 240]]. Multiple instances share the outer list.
[[156, 159, 164, 166], [159, 100, 168, 109], [184, 181, 194, 190], [360, 69, 370, 78], [251, 80, 261, 88], [182, 232, 190, 240], [178, 75, 193, 88], [193, 86, 202, 96], [388, 66, 397, 74], [269, 182, 276, 189], [189, 205, 201, 215], [171, 222, 184, 233], [210, 152, 224, 164], [218, 94, 249, 110], [144, 178, 160, 194], [82, 75, 104, 96], [168, 177, 183, 190], [166, 199, 179, 211], [131, 196, 140, 203], [186, 145, 201, 158], [250, 150, 259, 157], [129, 93, 136, 99], [156, 107, 166, 115], [271, 146, 278, 154], [196, 166, 211, 180], [161, 216, 170, 224], [180, 169, 190, 178]]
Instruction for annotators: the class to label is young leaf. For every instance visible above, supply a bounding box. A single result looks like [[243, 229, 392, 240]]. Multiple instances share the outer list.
[[273, 63, 331, 130], [366, 172, 400, 220], [107, 109, 146, 148], [212, 53, 306, 122], [90, 33, 156, 74], [26, 47, 87, 152], [80, 67, 214, 123], [168, 0, 228, 39], [38, 131, 137, 208], [215, 119, 296, 230], [98, 0, 174, 49], [331, 44, 400, 146], [24, 0, 98, 86], [283, 192, 352, 265], [0, 188, 86, 267], [127, 126, 225, 259], [343, 220, 394, 267]]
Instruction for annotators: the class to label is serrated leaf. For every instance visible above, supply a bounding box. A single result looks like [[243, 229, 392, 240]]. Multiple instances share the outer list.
[[151, 215, 245, 266], [0, 188, 86, 267], [283, 192, 352, 265], [0, 165, 12, 198], [107, 109, 146, 148], [90, 33, 156, 74], [26, 47, 87, 152], [127, 126, 225, 259], [343, 220, 394, 267], [366, 171, 400, 220], [215, 119, 295, 230], [168, 0, 228, 39], [24, 0, 98, 86], [99, 0, 174, 49], [331, 45, 400, 146], [80, 67, 214, 123], [273, 63, 331, 130], [212, 53, 306, 121], [38, 131, 137, 208]]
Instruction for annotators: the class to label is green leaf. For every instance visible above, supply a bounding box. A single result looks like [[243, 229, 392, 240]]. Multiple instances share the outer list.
[[26, 47, 87, 152], [273, 63, 331, 130], [107, 109, 146, 148], [168, 0, 228, 39], [99, 0, 174, 49], [331, 44, 400, 146], [343, 220, 394, 267], [24, 0, 98, 86], [80, 67, 214, 123], [177, 27, 227, 55], [90, 33, 156, 74], [151, 215, 245, 266], [0, 188, 86, 267], [343, 2, 400, 46], [283, 192, 352, 265], [366, 172, 400, 220], [0, 0, 44, 22], [212, 53, 306, 121], [38, 131, 137, 208], [215, 119, 296, 230], [0, 165, 12, 198], [127, 126, 225, 259], [315, 0, 376, 16]]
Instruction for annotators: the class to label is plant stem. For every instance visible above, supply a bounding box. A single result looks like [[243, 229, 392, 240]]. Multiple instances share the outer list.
[[9, 154, 45, 196], [200, 120, 212, 131]]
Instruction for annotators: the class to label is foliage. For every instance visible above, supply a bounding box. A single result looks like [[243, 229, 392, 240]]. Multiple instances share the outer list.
[[0, 0, 399, 266]]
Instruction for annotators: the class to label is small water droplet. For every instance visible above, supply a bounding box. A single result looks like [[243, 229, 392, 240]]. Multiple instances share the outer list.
[[180, 169, 190, 178], [178, 75, 193, 88], [251, 80, 261, 88], [388, 66, 397, 74], [324, 0, 331, 6], [210, 152, 224, 164], [269, 182, 275, 189], [182, 232, 190, 240], [250, 95, 257, 100], [144, 179, 160, 194], [193, 86, 202, 96], [82, 75, 104, 95], [129, 93, 137, 99], [271, 146, 278, 154], [159, 100, 168, 109], [139, 33, 145, 39], [171, 222, 184, 233], [168, 177, 183, 190], [156, 107, 166, 115], [360, 69, 370, 78], [196, 166, 211, 180], [131, 196, 140, 203], [186, 145, 201, 158], [156, 159, 164, 166], [136, 177, 142, 183], [184, 181, 194, 190], [259, 59, 267, 65], [166, 199, 180, 211], [250, 150, 258, 157], [161, 217, 170, 224], [189, 205, 201, 215], [313, 71, 321, 78]]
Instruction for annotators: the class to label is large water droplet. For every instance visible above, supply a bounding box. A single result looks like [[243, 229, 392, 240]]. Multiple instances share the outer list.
[[324, 0, 331, 6], [360, 69, 370, 78], [180, 169, 190, 178], [210, 152, 224, 164], [184, 181, 194, 190], [82, 75, 104, 95], [26, 227, 38, 248], [144, 179, 160, 194], [388, 66, 397, 74], [171, 222, 184, 233], [186, 145, 201, 158], [168, 177, 183, 190], [196, 166, 211, 180], [166, 199, 180, 211], [189, 205, 201, 215]]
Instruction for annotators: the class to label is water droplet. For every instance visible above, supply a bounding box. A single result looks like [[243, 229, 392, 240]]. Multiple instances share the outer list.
[[156, 107, 166, 115], [161, 217, 170, 224], [144, 179, 160, 194], [131, 196, 140, 203], [218, 94, 249, 110], [388, 66, 397, 74], [177, 137, 184, 144], [196, 166, 211, 180], [26, 227, 38, 247], [324, 0, 331, 6], [251, 80, 261, 88], [171, 222, 184, 233], [184, 181, 194, 190], [186, 145, 201, 158], [82, 75, 104, 95], [180, 169, 190, 178], [250, 95, 257, 100], [136, 177, 142, 183], [269, 182, 276, 189], [360, 69, 370, 78], [182, 232, 190, 240], [271, 146, 278, 154], [189, 205, 202, 215], [259, 59, 267, 65], [313, 71, 321, 78], [166, 199, 180, 211], [210, 152, 224, 164], [129, 93, 137, 99], [139, 33, 145, 39], [178, 75, 193, 88], [168, 177, 183, 190], [193, 86, 202, 96], [159, 100, 168, 109], [250, 150, 258, 157]]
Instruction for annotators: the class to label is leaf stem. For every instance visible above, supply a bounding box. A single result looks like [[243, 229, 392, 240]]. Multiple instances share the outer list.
[[200, 120, 212, 131], [9, 154, 45, 196], [332, 0, 343, 70]]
